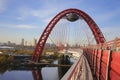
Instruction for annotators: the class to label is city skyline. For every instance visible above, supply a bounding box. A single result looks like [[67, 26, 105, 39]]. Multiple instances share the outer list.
[[0, 0, 120, 44], [0, 38, 37, 46]]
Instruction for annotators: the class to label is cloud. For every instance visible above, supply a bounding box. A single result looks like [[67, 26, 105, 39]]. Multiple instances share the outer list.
[[0, 0, 7, 13], [17, 6, 58, 20], [42, 16, 53, 23], [17, 0, 83, 21], [14, 24, 37, 29], [0, 23, 37, 29]]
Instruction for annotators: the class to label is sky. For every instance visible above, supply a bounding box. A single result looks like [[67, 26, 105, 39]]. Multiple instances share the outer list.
[[0, 0, 120, 44]]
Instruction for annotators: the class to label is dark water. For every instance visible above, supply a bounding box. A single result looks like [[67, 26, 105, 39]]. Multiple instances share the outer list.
[[0, 67, 59, 80], [0, 70, 33, 80], [0, 58, 73, 80]]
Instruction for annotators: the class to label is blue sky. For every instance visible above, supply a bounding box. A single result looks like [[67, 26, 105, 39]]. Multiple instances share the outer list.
[[0, 0, 120, 44]]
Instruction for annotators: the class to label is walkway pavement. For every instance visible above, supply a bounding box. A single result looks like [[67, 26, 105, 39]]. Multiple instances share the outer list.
[[78, 55, 93, 80], [61, 54, 93, 80]]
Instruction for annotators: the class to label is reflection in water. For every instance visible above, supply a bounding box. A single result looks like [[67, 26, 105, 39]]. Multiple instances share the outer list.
[[0, 56, 73, 80], [32, 67, 59, 80], [58, 55, 71, 79], [0, 71, 33, 80], [41, 67, 59, 80], [0, 67, 60, 80], [32, 67, 42, 80]]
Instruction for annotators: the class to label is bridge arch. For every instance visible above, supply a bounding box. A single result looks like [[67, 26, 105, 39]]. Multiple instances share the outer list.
[[32, 8, 106, 62]]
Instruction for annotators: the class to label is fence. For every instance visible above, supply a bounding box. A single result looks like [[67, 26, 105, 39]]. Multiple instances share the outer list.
[[84, 48, 120, 80]]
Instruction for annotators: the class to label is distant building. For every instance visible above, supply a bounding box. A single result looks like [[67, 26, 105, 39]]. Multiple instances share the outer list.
[[46, 52, 54, 55], [45, 43, 51, 48], [21, 38, 24, 46], [26, 42, 32, 46], [51, 43, 56, 47], [7, 41, 16, 46], [32, 38, 37, 46], [8, 41, 11, 45], [24, 41, 32, 46], [25, 41, 27, 46]]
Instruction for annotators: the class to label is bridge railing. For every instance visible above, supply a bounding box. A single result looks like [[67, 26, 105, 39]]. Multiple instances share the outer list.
[[105, 38, 120, 51], [84, 48, 120, 80], [61, 55, 83, 80], [61, 51, 93, 80], [86, 38, 120, 51]]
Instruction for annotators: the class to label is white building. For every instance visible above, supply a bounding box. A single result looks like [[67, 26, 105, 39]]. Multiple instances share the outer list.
[[46, 52, 54, 55], [32, 38, 37, 46]]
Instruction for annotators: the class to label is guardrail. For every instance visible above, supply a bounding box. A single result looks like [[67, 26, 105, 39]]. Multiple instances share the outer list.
[[84, 48, 120, 80], [86, 38, 120, 51], [61, 55, 83, 80], [106, 38, 120, 47], [61, 53, 93, 80]]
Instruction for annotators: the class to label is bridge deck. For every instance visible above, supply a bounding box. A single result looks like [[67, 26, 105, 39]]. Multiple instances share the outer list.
[[61, 53, 93, 80]]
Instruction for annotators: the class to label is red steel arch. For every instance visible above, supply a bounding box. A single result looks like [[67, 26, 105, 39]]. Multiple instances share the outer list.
[[32, 8, 106, 62]]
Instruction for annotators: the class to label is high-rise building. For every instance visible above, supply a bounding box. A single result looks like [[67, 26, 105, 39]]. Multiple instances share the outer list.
[[25, 41, 27, 46], [32, 38, 37, 46], [8, 41, 11, 45], [21, 38, 24, 46]]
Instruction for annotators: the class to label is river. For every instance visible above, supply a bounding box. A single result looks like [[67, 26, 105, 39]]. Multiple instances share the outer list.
[[0, 58, 74, 80], [0, 67, 59, 80]]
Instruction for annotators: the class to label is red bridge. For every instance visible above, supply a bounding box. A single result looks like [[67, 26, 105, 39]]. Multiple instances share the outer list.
[[31, 8, 120, 80]]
